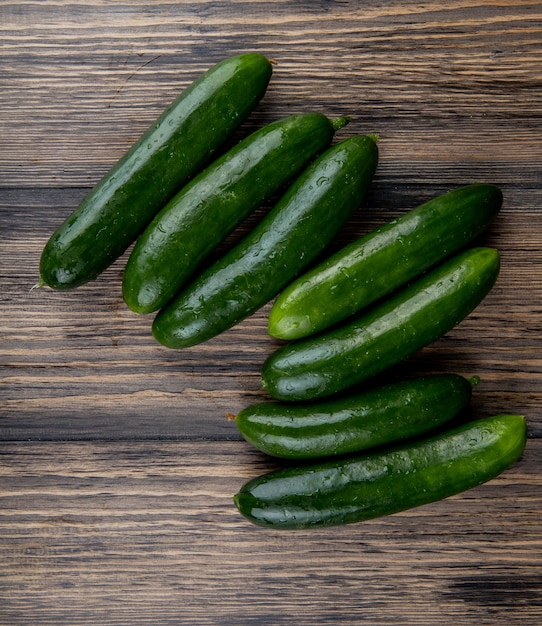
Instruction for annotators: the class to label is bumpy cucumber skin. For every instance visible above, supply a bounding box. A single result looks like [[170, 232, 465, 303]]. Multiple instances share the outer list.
[[262, 247, 500, 402], [236, 374, 474, 460], [234, 414, 527, 529], [39, 53, 272, 290], [151, 135, 377, 348], [269, 183, 503, 340], [123, 113, 349, 315]]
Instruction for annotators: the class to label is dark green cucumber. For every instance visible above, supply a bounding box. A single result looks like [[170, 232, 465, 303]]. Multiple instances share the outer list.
[[235, 373, 476, 460], [234, 414, 526, 529], [152, 135, 378, 348], [269, 183, 503, 340], [39, 53, 273, 290], [122, 113, 350, 314], [262, 246, 500, 402]]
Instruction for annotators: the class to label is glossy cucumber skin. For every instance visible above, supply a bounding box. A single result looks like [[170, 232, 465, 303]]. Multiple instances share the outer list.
[[39, 53, 273, 290], [122, 113, 349, 314], [234, 414, 527, 529], [236, 374, 474, 459], [262, 247, 500, 402], [269, 183, 503, 340], [151, 135, 378, 348]]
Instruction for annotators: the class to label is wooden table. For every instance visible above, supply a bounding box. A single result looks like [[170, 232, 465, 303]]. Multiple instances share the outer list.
[[2, 1, 541, 623]]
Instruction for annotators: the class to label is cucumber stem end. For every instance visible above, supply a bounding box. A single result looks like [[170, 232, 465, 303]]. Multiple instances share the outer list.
[[31, 278, 46, 291], [331, 116, 352, 131], [469, 375, 481, 388]]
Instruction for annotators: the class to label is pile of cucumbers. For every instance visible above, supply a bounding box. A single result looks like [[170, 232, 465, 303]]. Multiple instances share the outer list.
[[38, 53, 527, 530]]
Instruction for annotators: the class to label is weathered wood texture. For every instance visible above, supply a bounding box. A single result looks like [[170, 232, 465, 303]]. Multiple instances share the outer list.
[[1, 1, 541, 624]]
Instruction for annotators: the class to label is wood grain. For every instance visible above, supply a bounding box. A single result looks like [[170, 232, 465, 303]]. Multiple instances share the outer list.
[[1, 1, 541, 623], [1, 439, 541, 625]]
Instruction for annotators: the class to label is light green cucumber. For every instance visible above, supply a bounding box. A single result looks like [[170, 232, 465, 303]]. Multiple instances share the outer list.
[[262, 247, 500, 402], [269, 183, 502, 340]]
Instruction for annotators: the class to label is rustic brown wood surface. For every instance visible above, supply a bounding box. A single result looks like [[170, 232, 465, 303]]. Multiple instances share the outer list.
[[1, 1, 541, 624]]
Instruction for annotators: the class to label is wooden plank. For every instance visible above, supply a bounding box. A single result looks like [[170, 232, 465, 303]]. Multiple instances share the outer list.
[[2, 1, 541, 186], [0, 438, 541, 625]]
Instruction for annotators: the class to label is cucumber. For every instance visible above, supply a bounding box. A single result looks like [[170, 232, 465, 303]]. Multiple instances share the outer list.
[[235, 373, 476, 460], [122, 113, 350, 314], [269, 183, 503, 340], [39, 53, 273, 290], [262, 246, 500, 402], [234, 414, 527, 529], [152, 135, 378, 348]]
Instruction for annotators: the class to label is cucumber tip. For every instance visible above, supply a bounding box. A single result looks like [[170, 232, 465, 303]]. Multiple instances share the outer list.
[[469, 375, 481, 388], [30, 278, 46, 291]]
